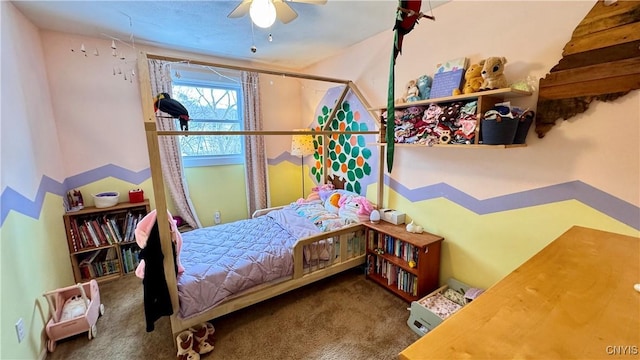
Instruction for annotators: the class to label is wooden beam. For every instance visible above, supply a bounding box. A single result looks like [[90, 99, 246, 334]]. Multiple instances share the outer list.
[[322, 86, 349, 131], [145, 53, 351, 84], [136, 52, 179, 315], [538, 73, 640, 100], [540, 57, 640, 88], [573, 0, 640, 38], [550, 40, 640, 72], [155, 130, 379, 136], [573, 3, 640, 38], [563, 22, 640, 56], [346, 81, 385, 207]]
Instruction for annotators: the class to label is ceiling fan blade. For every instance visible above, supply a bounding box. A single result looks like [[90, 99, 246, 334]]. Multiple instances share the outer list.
[[273, 0, 298, 24], [228, 0, 252, 18]]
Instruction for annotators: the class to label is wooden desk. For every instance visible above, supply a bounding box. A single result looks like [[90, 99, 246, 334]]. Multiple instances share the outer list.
[[399, 226, 640, 359]]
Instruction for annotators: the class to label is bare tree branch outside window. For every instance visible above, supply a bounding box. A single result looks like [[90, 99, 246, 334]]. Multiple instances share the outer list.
[[172, 84, 243, 159]]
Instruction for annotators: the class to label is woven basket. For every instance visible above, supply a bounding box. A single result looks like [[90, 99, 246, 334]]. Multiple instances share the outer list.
[[513, 110, 535, 144], [481, 116, 518, 145]]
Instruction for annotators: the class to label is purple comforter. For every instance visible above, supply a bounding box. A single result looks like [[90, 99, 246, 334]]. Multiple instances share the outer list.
[[177, 207, 323, 319]]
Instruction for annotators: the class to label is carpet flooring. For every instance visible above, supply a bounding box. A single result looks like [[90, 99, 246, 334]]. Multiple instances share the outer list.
[[46, 266, 420, 360]]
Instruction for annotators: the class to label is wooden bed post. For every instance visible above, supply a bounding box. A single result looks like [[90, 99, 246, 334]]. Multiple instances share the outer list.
[[346, 82, 385, 208], [136, 52, 180, 320]]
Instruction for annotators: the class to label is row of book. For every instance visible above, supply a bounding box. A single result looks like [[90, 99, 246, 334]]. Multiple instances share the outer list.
[[121, 246, 141, 274], [78, 248, 120, 279], [368, 232, 419, 263], [69, 211, 144, 252], [367, 255, 418, 296]]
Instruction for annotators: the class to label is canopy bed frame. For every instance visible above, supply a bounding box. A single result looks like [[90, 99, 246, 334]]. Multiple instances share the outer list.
[[136, 52, 385, 341]]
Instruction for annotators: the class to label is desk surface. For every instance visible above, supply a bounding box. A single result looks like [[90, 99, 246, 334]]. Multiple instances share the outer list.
[[399, 226, 640, 359]]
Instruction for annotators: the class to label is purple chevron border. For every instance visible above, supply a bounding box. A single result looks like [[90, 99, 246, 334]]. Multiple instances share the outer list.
[[384, 176, 639, 230], [2, 164, 638, 231], [1, 164, 150, 225]]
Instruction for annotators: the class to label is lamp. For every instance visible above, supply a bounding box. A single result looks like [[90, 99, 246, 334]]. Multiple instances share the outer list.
[[250, 0, 277, 28], [291, 129, 315, 198]]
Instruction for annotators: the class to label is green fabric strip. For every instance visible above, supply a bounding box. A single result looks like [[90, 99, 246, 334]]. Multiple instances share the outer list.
[[386, 31, 397, 173]]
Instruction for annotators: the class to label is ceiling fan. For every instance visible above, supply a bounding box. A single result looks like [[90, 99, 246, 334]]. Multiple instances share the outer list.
[[228, 0, 328, 28]]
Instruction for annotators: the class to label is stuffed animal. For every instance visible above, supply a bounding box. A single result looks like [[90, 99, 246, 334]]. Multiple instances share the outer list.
[[402, 79, 420, 103], [324, 192, 342, 214], [337, 194, 374, 223], [405, 220, 424, 234], [416, 75, 432, 100], [453, 62, 484, 96], [135, 209, 184, 279], [480, 56, 509, 90]]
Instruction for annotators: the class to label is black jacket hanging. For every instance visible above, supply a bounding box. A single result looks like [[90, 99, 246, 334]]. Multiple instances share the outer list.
[[138, 221, 176, 332]]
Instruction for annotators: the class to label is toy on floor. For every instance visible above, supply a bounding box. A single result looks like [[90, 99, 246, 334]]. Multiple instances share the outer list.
[[43, 280, 105, 352]]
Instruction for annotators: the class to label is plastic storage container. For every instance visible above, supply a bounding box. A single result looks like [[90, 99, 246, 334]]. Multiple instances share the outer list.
[[93, 192, 119, 208]]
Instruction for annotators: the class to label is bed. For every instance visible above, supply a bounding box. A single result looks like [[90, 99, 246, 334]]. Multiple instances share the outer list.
[[174, 189, 371, 324], [138, 52, 384, 340]]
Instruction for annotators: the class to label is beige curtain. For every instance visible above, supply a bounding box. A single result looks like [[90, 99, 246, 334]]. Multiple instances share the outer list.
[[147, 59, 202, 229], [242, 71, 269, 216]]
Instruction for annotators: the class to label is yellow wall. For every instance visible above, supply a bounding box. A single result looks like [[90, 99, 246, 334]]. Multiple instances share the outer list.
[[381, 186, 638, 289], [1, 194, 71, 360], [268, 162, 316, 207], [184, 165, 248, 226]]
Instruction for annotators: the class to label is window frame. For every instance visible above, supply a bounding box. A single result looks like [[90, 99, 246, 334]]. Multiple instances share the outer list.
[[172, 76, 245, 168]]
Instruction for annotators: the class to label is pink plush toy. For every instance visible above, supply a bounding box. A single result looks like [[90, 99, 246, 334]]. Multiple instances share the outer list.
[[338, 195, 375, 223], [135, 209, 185, 279]]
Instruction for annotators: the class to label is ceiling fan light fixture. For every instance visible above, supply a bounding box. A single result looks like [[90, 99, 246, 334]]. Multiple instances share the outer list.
[[250, 0, 277, 28]]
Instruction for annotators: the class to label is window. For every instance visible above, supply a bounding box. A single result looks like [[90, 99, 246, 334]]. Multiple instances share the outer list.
[[171, 66, 244, 167]]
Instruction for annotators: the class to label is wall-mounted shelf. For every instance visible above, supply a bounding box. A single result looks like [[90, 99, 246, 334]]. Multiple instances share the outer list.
[[369, 142, 527, 149], [369, 88, 532, 111], [372, 88, 533, 148]]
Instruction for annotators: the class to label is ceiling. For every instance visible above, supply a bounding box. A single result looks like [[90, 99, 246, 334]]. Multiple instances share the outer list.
[[11, 0, 447, 69]]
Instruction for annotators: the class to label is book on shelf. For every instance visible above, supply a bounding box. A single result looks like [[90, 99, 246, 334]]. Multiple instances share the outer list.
[[79, 248, 121, 278], [69, 226, 79, 252], [91, 219, 109, 246], [103, 215, 117, 244], [430, 56, 469, 99], [84, 220, 100, 247], [434, 57, 469, 74], [109, 217, 123, 243], [100, 223, 113, 245]]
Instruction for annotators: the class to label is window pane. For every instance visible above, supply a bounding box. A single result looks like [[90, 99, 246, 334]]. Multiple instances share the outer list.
[[178, 122, 242, 156], [171, 81, 244, 165], [173, 85, 239, 121]]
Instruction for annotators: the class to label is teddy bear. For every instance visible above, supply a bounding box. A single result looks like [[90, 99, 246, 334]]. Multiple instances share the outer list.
[[416, 75, 432, 100], [452, 62, 484, 96], [480, 56, 509, 90]]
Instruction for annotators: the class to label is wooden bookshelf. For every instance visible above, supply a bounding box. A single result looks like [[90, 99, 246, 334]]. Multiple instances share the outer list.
[[63, 200, 149, 283], [364, 221, 443, 302]]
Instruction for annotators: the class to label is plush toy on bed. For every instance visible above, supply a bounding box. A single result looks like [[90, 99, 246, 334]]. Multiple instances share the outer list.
[[338, 194, 375, 223], [135, 209, 185, 279], [324, 192, 342, 214], [298, 183, 335, 204]]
